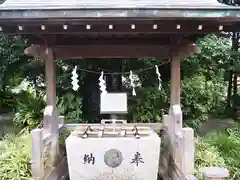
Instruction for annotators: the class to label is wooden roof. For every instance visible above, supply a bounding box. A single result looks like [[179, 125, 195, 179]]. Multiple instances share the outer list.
[[0, 0, 239, 20], [0, 0, 236, 9], [0, 0, 238, 36], [0, 0, 239, 59]]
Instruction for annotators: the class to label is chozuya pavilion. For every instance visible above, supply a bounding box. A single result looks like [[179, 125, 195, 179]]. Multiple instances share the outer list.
[[0, 0, 239, 180]]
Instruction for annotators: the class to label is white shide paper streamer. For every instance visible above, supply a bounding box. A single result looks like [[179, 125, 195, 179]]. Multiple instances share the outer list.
[[71, 66, 79, 91], [129, 70, 136, 96], [99, 71, 107, 95], [155, 65, 162, 90]]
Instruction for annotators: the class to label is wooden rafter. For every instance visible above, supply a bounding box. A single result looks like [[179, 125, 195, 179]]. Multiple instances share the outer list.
[[1, 20, 237, 35]]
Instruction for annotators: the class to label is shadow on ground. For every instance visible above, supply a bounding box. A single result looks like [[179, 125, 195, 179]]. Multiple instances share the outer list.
[[0, 113, 20, 139], [198, 118, 237, 136]]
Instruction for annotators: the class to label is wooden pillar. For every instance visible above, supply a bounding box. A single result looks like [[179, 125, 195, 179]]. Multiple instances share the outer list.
[[25, 45, 59, 175], [43, 48, 59, 164], [170, 54, 181, 106], [168, 49, 184, 179], [169, 45, 183, 142], [45, 48, 56, 106], [24, 45, 57, 106], [165, 43, 200, 180]]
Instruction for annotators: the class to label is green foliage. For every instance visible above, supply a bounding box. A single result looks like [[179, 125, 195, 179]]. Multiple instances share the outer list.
[[182, 35, 231, 79], [57, 92, 84, 123], [59, 129, 71, 146], [126, 34, 231, 128], [219, 0, 239, 5], [0, 35, 29, 92], [0, 132, 31, 180], [178, 34, 231, 129], [195, 137, 226, 180], [13, 87, 46, 130], [205, 128, 240, 179], [195, 125, 240, 180], [0, 31, 239, 179], [127, 72, 227, 129], [0, 35, 31, 112], [182, 74, 227, 129], [12, 86, 84, 129], [128, 86, 168, 123], [233, 95, 240, 107], [12, 88, 85, 129], [125, 58, 163, 86], [0, 90, 17, 112]]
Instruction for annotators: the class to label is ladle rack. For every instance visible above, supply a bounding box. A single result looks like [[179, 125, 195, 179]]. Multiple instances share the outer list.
[[72, 119, 152, 138]]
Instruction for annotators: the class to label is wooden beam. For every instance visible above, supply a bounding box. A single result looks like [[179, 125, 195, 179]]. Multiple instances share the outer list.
[[27, 35, 172, 46], [24, 45, 48, 59], [0, 19, 235, 35], [25, 44, 170, 59], [24, 40, 199, 59], [54, 45, 170, 59], [23, 34, 205, 47]]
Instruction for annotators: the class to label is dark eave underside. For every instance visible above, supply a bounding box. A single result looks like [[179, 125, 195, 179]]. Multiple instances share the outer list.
[[2, 19, 240, 37], [1, 19, 239, 48], [26, 34, 201, 46]]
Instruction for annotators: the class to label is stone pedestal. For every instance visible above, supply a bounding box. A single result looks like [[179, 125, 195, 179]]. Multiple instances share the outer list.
[[66, 127, 161, 180], [186, 175, 198, 180], [200, 167, 229, 180]]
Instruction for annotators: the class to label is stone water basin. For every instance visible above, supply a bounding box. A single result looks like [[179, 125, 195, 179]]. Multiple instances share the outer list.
[[66, 125, 161, 180]]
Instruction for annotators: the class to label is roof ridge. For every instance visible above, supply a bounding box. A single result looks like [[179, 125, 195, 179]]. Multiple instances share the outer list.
[[0, 0, 235, 9]]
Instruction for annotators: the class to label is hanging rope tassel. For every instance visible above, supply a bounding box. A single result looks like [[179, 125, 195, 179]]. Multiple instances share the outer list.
[[71, 66, 79, 91], [99, 71, 107, 95], [129, 70, 136, 96], [155, 65, 162, 90]]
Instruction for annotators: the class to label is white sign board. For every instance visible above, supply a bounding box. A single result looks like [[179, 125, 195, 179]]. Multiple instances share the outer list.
[[100, 93, 127, 114]]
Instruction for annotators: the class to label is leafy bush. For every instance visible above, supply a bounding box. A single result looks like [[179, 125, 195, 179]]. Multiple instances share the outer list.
[[12, 84, 84, 129], [205, 129, 240, 179], [195, 125, 240, 180], [182, 74, 227, 129], [59, 128, 71, 147], [0, 35, 29, 93], [182, 34, 231, 79], [0, 90, 17, 113], [128, 86, 168, 123], [127, 73, 227, 129], [195, 137, 226, 179], [195, 136, 226, 166], [13, 87, 46, 130], [57, 92, 84, 123], [0, 132, 31, 180]]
